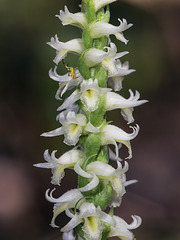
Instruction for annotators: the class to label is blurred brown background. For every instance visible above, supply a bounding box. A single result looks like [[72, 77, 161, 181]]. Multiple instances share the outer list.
[[0, 0, 180, 239]]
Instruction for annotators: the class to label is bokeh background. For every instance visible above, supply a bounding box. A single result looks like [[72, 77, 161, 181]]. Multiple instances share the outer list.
[[0, 0, 180, 239]]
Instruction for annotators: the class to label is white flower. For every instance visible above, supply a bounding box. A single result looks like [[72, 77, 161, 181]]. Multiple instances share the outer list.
[[90, 19, 132, 44], [45, 188, 84, 227], [106, 90, 148, 124], [80, 79, 111, 111], [41, 111, 100, 146], [74, 160, 136, 207], [92, 0, 117, 12], [108, 60, 135, 91], [61, 202, 115, 240], [86, 161, 129, 207], [56, 6, 87, 29], [101, 124, 139, 159], [49, 66, 83, 98], [109, 215, 142, 240], [57, 79, 111, 112], [83, 42, 128, 75], [34, 149, 85, 185], [47, 36, 85, 64]]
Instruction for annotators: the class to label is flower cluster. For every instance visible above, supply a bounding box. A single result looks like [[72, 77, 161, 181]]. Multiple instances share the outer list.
[[35, 0, 147, 239]]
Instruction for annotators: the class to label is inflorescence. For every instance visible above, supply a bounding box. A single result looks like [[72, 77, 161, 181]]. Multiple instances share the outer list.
[[35, 1, 147, 239]]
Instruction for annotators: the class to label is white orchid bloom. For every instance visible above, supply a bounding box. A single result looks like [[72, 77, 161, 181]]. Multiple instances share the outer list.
[[57, 79, 111, 112], [106, 90, 148, 124], [49, 66, 83, 99], [75, 160, 136, 207], [109, 215, 142, 240], [45, 188, 85, 227], [90, 19, 132, 44], [86, 161, 129, 207], [83, 42, 128, 75], [101, 124, 139, 159], [80, 79, 111, 111], [56, 6, 87, 29], [61, 202, 115, 240], [34, 149, 85, 185], [41, 111, 99, 146], [47, 36, 85, 64], [92, 0, 117, 12], [108, 60, 135, 91]]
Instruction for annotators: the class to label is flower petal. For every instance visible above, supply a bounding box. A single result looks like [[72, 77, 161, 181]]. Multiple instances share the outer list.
[[57, 89, 81, 111], [78, 174, 99, 192], [45, 188, 83, 203], [41, 126, 64, 137], [56, 6, 87, 29]]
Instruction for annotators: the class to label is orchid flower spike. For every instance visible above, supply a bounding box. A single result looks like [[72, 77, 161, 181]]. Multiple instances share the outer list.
[[37, 0, 146, 239]]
